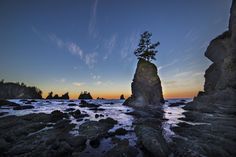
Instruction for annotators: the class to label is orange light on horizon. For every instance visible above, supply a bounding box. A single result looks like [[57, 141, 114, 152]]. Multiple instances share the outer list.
[[42, 89, 199, 100]]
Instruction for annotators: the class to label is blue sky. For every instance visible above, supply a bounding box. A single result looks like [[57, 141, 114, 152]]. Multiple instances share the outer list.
[[0, 0, 232, 98]]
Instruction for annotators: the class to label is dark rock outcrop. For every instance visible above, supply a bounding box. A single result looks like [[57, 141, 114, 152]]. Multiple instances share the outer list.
[[173, 1, 236, 156], [0, 112, 89, 157], [0, 81, 42, 99], [46, 92, 70, 99], [124, 58, 164, 107], [61, 92, 69, 99], [120, 94, 125, 100], [78, 91, 93, 99]]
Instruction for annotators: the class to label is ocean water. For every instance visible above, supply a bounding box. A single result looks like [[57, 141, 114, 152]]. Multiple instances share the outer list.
[[0, 98, 192, 156]]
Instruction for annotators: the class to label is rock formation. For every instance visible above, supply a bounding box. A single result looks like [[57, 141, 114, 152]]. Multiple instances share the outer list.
[[124, 58, 164, 107], [123, 59, 169, 157], [78, 91, 93, 99], [46, 92, 70, 99], [0, 81, 42, 99], [172, 1, 236, 156], [120, 94, 125, 100]]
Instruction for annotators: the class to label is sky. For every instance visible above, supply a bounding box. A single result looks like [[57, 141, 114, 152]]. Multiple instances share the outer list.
[[0, 0, 232, 99]]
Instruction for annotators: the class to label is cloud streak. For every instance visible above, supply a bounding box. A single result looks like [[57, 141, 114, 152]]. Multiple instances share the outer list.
[[89, 0, 99, 38], [120, 31, 139, 62], [49, 34, 97, 68], [103, 34, 117, 60], [73, 82, 85, 87]]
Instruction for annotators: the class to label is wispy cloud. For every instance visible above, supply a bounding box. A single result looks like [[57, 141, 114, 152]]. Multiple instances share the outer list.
[[95, 81, 102, 85], [89, 0, 99, 38], [184, 28, 199, 42], [91, 73, 101, 80], [68, 42, 83, 58], [85, 52, 97, 68], [49, 34, 97, 69], [94, 80, 113, 86], [103, 34, 117, 60], [158, 59, 179, 71], [120, 31, 139, 62], [49, 34, 64, 48], [73, 82, 85, 87], [174, 71, 192, 77]]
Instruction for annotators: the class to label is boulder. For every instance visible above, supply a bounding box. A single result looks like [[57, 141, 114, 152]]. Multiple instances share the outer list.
[[50, 110, 66, 122], [135, 125, 170, 157]]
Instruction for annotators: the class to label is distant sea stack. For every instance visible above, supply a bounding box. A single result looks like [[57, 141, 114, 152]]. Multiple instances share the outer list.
[[172, 1, 236, 156], [124, 58, 164, 107], [78, 91, 93, 99], [0, 80, 42, 99]]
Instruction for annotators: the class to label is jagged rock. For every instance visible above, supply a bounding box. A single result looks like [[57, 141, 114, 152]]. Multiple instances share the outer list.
[[173, 2, 236, 156], [61, 92, 69, 99], [124, 58, 164, 107], [120, 94, 125, 100], [78, 91, 93, 99]]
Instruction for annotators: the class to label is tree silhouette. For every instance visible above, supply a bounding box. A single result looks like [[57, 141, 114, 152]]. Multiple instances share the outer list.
[[134, 31, 160, 62]]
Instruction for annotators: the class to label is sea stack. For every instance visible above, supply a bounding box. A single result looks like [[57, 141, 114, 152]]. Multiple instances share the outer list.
[[124, 58, 164, 107], [172, 1, 236, 156]]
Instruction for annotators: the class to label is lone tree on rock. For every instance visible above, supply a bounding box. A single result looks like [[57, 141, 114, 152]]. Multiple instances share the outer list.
[[134, 31, 160, 62]]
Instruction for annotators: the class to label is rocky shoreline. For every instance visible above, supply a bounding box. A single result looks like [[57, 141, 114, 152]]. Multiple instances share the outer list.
[[0, 98, 191, 157]]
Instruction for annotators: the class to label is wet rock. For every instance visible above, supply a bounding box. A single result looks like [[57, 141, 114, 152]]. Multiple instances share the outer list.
[[50, 110, 66, 122], [47, 141, 73, 157], [99, 117, 118, 125], [95, 114, 99, 118], [105, 143, 139, 157], [0, 112, 8, 116], [89, 107, 105, 111], [114, 128, 128, 135], [169, 102, 185, 107], [80, 100, 101, 108], [64, 108, 75, 112], [67, 136, 87, 147], [89, 138, 100, 148], [135, 125, 170, 157], [70, 109, 84, 119], [79, 120, 116, 139], [0, 100, 20, 107], [68, 103, 77, 106], [0, 138, 10, 153], [13, 105, 34, 110]]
